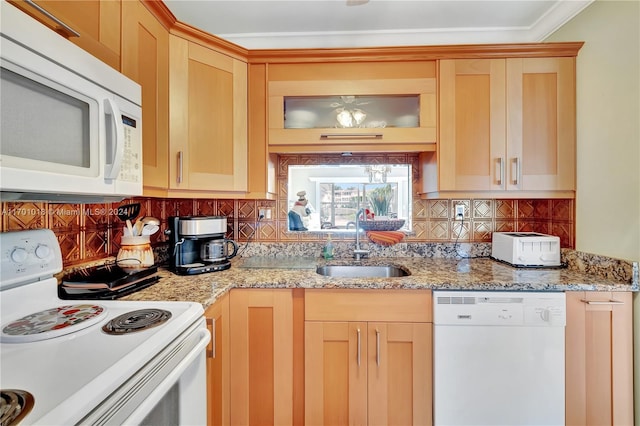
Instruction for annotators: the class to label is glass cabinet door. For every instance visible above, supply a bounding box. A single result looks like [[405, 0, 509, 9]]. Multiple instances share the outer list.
[[267, 67, 437, 152], [284, 95, 420, 129]]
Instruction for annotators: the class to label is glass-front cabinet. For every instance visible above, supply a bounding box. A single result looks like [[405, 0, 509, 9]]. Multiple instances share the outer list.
[[267, 61, 436, 153]]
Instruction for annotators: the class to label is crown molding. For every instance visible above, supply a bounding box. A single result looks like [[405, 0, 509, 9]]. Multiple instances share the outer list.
[[247, 42, 584, 64]]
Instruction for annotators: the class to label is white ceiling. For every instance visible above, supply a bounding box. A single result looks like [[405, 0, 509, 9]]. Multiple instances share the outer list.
[[163, 0, 593, 49]]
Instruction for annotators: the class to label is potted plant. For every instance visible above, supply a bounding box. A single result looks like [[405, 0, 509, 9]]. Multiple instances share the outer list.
[[367, 185, 393, 218]]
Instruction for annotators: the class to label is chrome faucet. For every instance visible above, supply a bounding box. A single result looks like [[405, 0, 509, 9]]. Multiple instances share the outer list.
[[353, 208, 370, 260]]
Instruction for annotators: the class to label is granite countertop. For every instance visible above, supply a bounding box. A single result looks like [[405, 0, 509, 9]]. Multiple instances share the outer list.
[[120, 256, 637, 308]]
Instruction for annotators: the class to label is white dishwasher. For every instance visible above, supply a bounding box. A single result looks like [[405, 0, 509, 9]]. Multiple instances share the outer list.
[[433, 291, 566, 426]]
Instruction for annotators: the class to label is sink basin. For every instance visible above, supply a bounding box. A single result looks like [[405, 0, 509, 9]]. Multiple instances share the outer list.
[[316, 265, 409, 278]]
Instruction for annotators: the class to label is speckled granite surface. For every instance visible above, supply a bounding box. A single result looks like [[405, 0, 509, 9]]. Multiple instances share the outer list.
[[120, 255, 637, 308]]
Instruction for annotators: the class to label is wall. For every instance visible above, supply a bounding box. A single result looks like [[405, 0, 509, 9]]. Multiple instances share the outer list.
[[546, 0, 640, 420], [0, 153, 575, 266], [546, 0, 640, 263]]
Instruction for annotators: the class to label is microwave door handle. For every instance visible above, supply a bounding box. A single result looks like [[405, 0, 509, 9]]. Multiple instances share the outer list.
[[104, 98, 125, 180]]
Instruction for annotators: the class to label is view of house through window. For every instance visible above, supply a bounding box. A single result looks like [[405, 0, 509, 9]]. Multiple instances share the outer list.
[[319, 182, 399, 229], [288, 164, 411, 232]]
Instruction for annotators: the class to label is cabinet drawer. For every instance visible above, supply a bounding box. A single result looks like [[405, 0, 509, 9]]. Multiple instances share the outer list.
[[305, 289, 432, 322]]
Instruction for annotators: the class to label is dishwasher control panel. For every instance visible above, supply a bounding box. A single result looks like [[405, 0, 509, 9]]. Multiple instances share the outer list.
[[433, 291, 566, 326]]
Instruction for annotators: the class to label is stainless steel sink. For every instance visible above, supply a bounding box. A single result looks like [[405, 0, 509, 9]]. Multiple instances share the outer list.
[[316, 265, 409, 278]]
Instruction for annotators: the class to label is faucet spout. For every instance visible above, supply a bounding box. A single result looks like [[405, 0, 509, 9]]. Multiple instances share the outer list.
[[353, 208, 370, 260]]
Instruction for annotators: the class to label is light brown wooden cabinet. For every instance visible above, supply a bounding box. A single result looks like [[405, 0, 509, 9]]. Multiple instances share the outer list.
[[422, 57, 576, 199], [304, 290, 433, 426], [267, 61, 437, 154], [565, 291, 634, 426], [246, 63, 277, 199], [121, 0, 170, 193], [229, 289, 296, 425], [8, 0, 121, 70], [204, 293, 230, 426], [167, 35, 248, 197]]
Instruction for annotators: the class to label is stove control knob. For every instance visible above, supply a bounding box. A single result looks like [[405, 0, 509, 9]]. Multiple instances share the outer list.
[[10, 247, 28, 263], [35, 244, 51, 259]]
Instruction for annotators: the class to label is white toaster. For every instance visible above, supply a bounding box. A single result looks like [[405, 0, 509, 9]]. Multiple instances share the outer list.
[[491, 232, 561, 267]]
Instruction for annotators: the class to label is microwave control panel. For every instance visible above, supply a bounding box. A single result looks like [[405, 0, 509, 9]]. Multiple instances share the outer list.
[[119, 114, 141, 183]]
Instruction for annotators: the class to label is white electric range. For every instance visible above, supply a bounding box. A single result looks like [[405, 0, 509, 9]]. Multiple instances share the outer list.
[[0, 229, 210, 425]]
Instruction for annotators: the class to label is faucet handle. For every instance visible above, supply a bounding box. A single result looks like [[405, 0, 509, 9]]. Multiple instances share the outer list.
[[353, 249, 370, 260]]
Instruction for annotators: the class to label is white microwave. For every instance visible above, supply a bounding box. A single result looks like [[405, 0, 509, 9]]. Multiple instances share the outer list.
[[0, 1, 142, 202]]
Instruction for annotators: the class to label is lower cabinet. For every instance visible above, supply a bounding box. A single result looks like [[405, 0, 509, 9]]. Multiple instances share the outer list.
[[204, 292, 230, 426], [305, 321, 432, 426], [304, 289, 433, 426], [228, 289, 300, 425], [206, 288, 635, 426], [565, 291, 634, 426]]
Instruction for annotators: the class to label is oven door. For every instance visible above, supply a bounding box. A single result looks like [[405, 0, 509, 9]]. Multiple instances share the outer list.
[[79, 318, 210, 425]]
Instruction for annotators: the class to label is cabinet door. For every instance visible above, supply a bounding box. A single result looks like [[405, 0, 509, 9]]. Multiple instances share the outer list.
[[204, 294, 230, 426], [268, 61, 436, 153], [438, 59, 507, 191], [305, 321, 368, 426], [170, 36, 248, 193], [367, 323, 432, 426], [229, 289, 293, 425], [506, 57, 576, 191], [121, 1, 169, 192], [565, 292, 633, 426], [10, 0, 121, 70], [246, 63, 277, 199]]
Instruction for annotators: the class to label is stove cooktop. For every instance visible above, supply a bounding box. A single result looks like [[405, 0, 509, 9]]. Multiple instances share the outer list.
[[0, 229, 206, 425]]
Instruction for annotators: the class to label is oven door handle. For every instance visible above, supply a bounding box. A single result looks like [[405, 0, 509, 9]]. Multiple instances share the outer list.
[[121, 328, 211, 425]]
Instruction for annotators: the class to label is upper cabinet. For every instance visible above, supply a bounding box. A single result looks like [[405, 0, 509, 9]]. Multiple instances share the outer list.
[[267, 61, 437, 153], [122, 3, 249, 198], [11, 1, 581, 200], [246, 63, 277, 200], [121, 0, 170, 192], [8, 0, 121, 70], [168, 35, 248, 195], [422, 56, 576, 198]]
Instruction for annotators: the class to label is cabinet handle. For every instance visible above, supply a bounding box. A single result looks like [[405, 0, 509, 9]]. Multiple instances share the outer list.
[[206, 317, 216, 358], [177, 151, 183, 184], [496, 157, 504, 185], [23, 0, 81, 37], [511, 157, 521, 185], [375, 329, 381, 367], [580, 299, 624, 305], [320, 133, 383, 140], [356, 328, 361, 367]]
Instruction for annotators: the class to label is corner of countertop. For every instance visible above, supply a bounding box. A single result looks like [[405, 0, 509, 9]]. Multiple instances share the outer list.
[[561, 249, 638, 289]]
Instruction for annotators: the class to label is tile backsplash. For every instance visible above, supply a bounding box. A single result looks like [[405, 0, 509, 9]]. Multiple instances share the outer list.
[[0, 154, 574, 267]]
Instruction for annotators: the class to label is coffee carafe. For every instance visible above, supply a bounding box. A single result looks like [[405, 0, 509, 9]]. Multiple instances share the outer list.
[[200, 238, 238, 262], [167, 216, 238, 275]]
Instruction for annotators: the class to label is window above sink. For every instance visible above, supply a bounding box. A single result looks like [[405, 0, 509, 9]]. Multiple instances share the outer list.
[[287, 163, 411, 233]]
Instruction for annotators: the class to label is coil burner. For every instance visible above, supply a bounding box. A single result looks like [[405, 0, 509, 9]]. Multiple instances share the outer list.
[[0, 389, 34, 426], [102, 309, 172, 335]]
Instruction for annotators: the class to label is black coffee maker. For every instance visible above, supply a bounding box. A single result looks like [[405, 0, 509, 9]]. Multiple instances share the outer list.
[[167, 216, 238, 275]]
